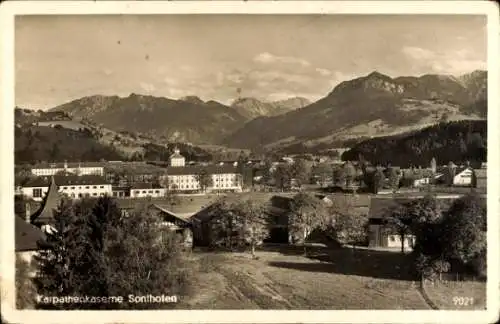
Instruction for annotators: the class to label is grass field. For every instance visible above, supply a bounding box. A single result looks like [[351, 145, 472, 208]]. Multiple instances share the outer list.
[[181, 246, 431, 309], [424, 281, 486, 310]]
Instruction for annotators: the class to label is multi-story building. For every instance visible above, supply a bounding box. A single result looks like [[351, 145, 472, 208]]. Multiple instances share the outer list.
[[21, 175, 112, 201], [31, 161, 104, 176], [166, 148, 242, 193]]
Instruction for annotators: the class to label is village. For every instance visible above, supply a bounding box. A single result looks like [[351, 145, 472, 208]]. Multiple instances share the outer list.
[[14, 146, 488, 310]]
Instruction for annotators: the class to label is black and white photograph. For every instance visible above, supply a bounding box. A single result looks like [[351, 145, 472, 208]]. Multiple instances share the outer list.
[[1, 1, 499, 323]]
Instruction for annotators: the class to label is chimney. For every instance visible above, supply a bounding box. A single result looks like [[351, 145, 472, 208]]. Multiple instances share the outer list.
[[25, 202, 31, 223]]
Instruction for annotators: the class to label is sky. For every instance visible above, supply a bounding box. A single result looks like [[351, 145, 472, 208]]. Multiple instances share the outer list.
[[15, 14, 487, 110]]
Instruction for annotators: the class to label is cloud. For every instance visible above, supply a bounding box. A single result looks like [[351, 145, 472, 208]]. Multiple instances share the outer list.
[[253, 52, 311, 67], [402, 46, 435, 60], [139, 82, 156, 93], [315, 68, 332, 76], [402, 46, 486, 75]]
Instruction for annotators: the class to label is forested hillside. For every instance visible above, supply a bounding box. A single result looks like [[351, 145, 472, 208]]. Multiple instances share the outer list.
[[341, 120, 487, 167]]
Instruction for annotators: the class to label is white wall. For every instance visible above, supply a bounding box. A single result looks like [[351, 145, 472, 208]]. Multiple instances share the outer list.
[[453, 169, 473, 186], [387, 234, 415, 250], [130, 188, 167, 198], [22, 184, 112, 201], [32, 166, 104, 176]]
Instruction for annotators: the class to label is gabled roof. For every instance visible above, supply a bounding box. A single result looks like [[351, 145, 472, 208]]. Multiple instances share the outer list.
[[166, 165, 241, 176], [15, 216, 46, 252], [30, 177, 61, 225], [24, 175, 109, 188]]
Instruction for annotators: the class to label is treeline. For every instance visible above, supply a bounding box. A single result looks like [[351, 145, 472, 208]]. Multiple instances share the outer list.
[[342, 120, 487, 167], [383, 193, 486, 280], [17, 197, 192, 309], [15, 126, 124, 164]]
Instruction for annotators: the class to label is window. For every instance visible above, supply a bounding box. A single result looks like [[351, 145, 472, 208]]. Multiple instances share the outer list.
[[71, 186, 75, 190], [113, 192, 118, 197], [63, 186, 68, 190], [78, 193, 83, 198], [93, 186, 97, 189], [389, 236, 396, 242], [155, 190, 160, 194], [85, 186, 90, 189], [93, 193, 98, 196], [142, 191, 147, 194], [33, 188, 43, 198], [148, 190, 153, 194], [85, 193, 90, 197], [100, 185, 104, 188], [100, 193, 104, 196]]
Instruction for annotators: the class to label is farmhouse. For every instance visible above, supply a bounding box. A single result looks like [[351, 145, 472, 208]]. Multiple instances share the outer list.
[[452, 167, 475, 186], [366, 194, 483, 250], [116, 200, 193, 248], [31, 161, 104, 176], [21, 175, 112, 201]]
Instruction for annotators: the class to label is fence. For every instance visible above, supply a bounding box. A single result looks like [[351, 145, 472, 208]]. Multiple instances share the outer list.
[[424, 272, 485, 287]]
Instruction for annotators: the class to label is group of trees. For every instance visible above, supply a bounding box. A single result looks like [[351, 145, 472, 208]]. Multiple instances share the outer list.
[[260, 158, 310, 191], [205, 192, 368, 257], [342, 120, 487, 167], [21, 196, 192, 309], [383, 192, 486, 280]]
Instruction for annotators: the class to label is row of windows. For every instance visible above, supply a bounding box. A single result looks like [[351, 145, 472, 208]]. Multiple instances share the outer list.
[[61, 185, 107, 190], [132, 190, 163, 195]]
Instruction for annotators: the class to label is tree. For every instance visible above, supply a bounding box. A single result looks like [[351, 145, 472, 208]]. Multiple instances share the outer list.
[[441, 192, 486, 265], [207, 198, 242, 249], [446, 161, 457, 186], [104, 204, 192, 309], [388, 167, 400, 193], [16, 256, 37, 309], [195, 168, 213, 193], [273, 163, 293, 192], [288, 192, 329, 255], [343, 162, 357, 191], [334, 213, 368, 251], [332, 166, 346, 187], [291, 158, 309, 189], [261, 158, 273, 188], [371, 168, 385, 194], [383, 201, 413, 253], [34, 197, 192, 309], [232, 197, 269, 258]]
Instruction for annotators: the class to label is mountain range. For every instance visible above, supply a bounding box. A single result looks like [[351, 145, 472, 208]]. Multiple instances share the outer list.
[[48, 70, 487, 151], [223, 70, 487, 150]]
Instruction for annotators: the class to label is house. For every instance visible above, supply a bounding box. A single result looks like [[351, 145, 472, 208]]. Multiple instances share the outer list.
[[129, 183, 167, 198], [116, 200, 193, 248], [367, 195, 471, 250], [15, 215, 46, 277], [21, 175, 112, 201], [166, 149, 243, 193], [31, 161, 104, 176], [452, 167, 475, 186]]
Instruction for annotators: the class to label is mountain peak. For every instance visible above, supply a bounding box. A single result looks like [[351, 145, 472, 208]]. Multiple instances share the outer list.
[[365, 71, 393, 81], [180, 95, 205, 105]]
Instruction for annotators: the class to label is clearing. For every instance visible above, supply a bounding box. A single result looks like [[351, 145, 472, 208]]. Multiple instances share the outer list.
[[181, 246, 432, 309]]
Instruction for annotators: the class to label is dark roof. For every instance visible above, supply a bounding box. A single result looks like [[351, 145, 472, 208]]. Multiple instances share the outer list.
[[130, 182, 163, 190], [15, 216, 46, 252], [30, 177, 61, 225], [24, 175, 109, 187], [166, 165, 241, 175], [32, 162, 103, 169]]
